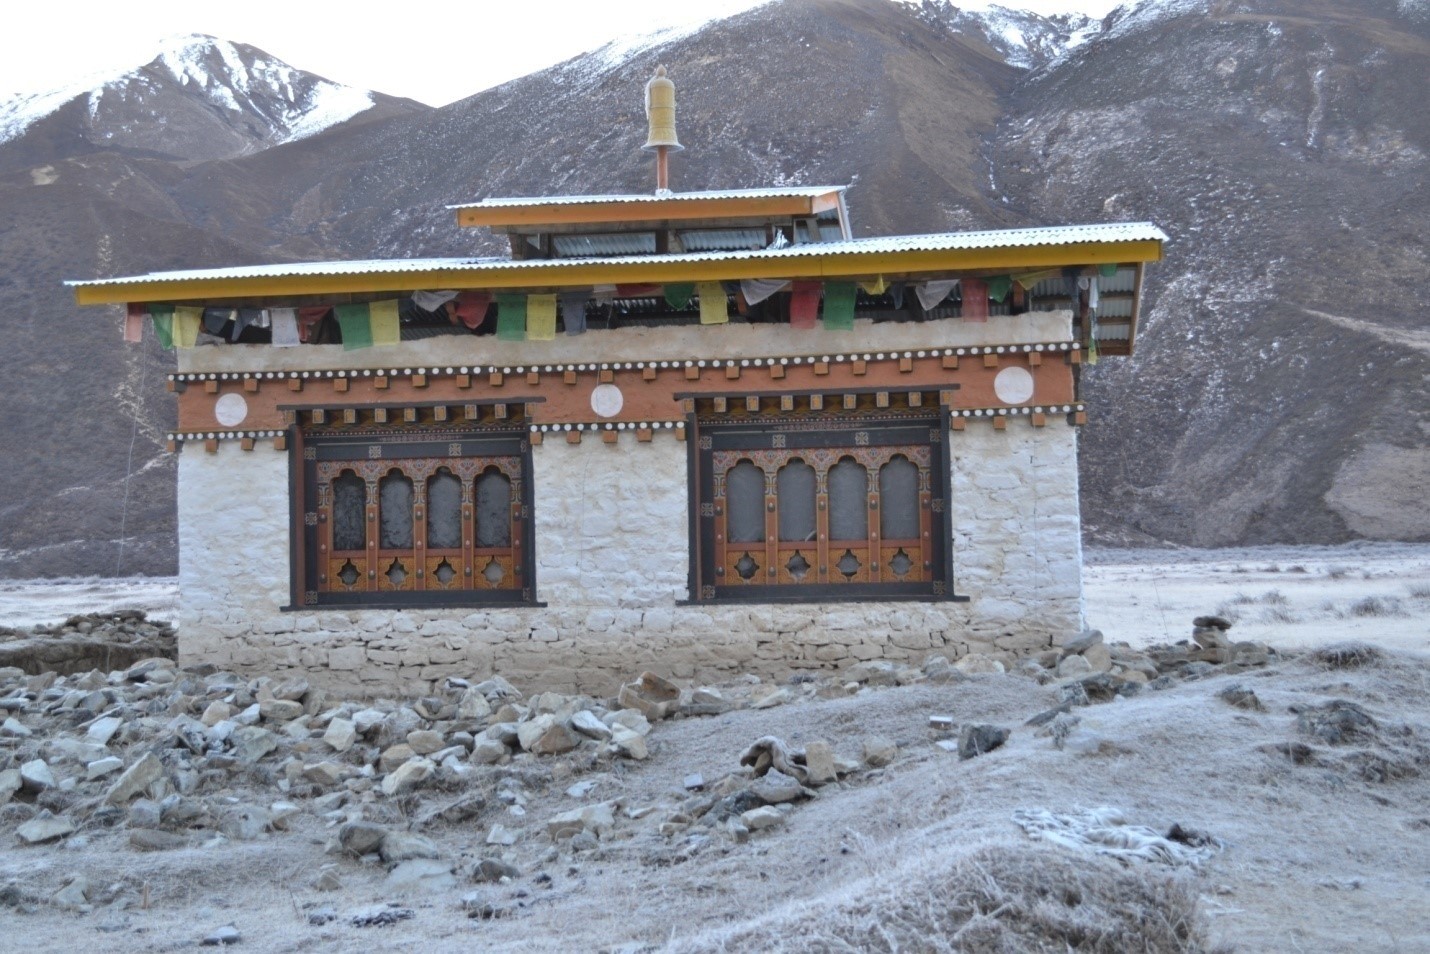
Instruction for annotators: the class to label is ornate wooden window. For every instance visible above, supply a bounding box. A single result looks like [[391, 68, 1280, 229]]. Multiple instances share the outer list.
[[293, 413, 533, 607], [691, 410, 952, 601]]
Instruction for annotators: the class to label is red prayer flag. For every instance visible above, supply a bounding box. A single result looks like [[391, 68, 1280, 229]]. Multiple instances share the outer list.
[[789, 281, 821, 330], [297, 306, 330, 343], [124, 303, 145, 343], [961, 278, 989, 322], [615, 283, 662, 297], [453, 292, 492, 330]]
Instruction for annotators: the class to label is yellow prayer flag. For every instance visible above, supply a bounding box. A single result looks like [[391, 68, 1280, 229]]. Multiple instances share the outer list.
[[527, 294, 557, 341], [370, 300, 401, 346], [173, 306, 202, 348], [858, 276, 887, 296], [698, 282, 728, 325], [1010, 269, 1060, 291]]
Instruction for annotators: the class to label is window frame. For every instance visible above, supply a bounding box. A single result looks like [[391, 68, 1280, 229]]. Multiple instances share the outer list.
[[290, 421, 535, 609], [688, 407, 956, 603]]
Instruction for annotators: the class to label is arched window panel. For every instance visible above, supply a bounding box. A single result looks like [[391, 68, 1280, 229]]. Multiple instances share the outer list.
[[879, 455, 921, 540], [725, 460, 766, 543], [827, 458, 868, 542], [426, 468, 463, 550], [476, 468, 512, 548], [777, 460, 817, 543], [331, 471, 366, 551], [378, 471, 414, 550]]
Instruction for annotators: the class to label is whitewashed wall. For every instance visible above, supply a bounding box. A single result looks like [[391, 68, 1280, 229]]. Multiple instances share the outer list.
[[177, 424, 1083, 695]]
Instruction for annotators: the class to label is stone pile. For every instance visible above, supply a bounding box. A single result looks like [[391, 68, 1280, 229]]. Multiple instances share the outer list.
[[0, 611, 175, 676]]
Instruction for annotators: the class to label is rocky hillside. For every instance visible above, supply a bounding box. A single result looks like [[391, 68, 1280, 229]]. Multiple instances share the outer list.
[[0, 0, 1426, 576]]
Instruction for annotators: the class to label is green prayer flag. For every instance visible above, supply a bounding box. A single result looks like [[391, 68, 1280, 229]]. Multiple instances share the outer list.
[[1098, 263, 1118, 278], [663, 282, 694, 310], [821, 282, 857, 331], [335, 303, 373, 350], [149, 305, 174, 351], [987, 275, 1012, 303], [495, 293, 527, 341]]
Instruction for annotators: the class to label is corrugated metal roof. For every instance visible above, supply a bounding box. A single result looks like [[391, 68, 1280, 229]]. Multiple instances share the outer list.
[[448, 186, 846, 210], [678, 228, 767, 252], [552, 233, 657, 256], [69, 223, 1167, 289]]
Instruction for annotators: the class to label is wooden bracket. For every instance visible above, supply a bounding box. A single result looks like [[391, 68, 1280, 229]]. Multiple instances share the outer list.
[[684, 366, 700, 381], [240, 437, 255, 452], [374, 375, 389, 390], [725, 365, 740, 380], [636, 428, 654, 442], [565, 430, 582, 444], [564, 370, 578, 385], [601, 430, 619, 444], [642, 367, 658, 381], [243, 378, 259, 393], [950, 418, 965, 431], [526, 372, 540, 386], [898, 357, 913, 373], [982, 354, 999, 369], [411, 373, 427, 389], [769, 364, 786, 380], [599, 369, 614, 384], [489, 371, 504, 387], [333, 378, 349, 392], [814, 361, 829, 376], [993, 415, 1007, 430], [530, 431, 544, 445], [1027, 352, 1042, 367], [851, 359, 867, 376], [204, 379, 219, 394], [456, 373, 472, 389], [941, 355, 959, 370]]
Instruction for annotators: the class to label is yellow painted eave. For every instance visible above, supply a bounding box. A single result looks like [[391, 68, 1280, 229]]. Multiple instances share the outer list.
[[72, 240, 1163, 307]]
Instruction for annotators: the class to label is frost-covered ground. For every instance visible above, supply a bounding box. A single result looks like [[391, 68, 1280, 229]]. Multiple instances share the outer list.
[[3, 543, 1426, 657]]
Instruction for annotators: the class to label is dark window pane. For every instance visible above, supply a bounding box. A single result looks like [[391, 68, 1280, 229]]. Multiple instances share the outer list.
[[379, 471, 414, 549], [476, 468, 512, 548], [426, 469, 462, 549], [777, 460, 817, 542], [726, 460, 766, 543], [879, 456, 920, 540], [828, 458, 868, 541], [332, 471, 366, 551]]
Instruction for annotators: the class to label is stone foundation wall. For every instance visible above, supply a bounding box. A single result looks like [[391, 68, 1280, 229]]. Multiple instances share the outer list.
[[178, 424, 1082, 695]]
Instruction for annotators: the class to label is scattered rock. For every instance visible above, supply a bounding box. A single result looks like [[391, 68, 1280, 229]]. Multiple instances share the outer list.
[[104, 753, 164, 805], [954, 654, 1005, 675], [323, 718, 357, 752], [1061, 629, 1104, 656], [52, 876, 89, 910], [130, 828, 189, 851], [617, 671, 680, 721], [380, 757, 435, 796], [571, 710, 612, 741], [959, 724, 1010, 760], [350, 906, 414, 928], [1297, 700, 1378, 746], [1056, 655, 1093, 679], [862, 736, 897, 767], [337, 821, 389, 857], [386, 858, 457, 893], [16, 813, 75, 844], [740, 806, 784, 831], [1217, 685, 1266, 711], [19, 758, 56, 793], [610, 725, 648, 760], [202, 924, 241, 946], [471, 858, 521, 882], [379, 830, 442, 864]]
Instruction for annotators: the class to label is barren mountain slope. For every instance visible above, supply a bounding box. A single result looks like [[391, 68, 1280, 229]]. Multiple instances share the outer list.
[[992, 0, 1430, 545]]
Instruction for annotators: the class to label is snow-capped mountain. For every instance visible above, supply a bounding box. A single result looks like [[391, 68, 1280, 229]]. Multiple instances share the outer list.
[[894, 1, 1100, 69], [0, 34, 414, 160]]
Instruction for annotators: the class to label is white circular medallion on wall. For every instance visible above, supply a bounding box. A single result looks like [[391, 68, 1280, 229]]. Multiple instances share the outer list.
[[993, 366, 1035, 405], [590, 383, 624, 418], [214, 393, 248, 427]]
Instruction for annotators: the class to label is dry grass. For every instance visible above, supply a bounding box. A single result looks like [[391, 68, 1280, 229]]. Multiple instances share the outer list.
[[1347, 595, 1406, 618], [1311, 641, 1386, 670], [667, 842, 1218, 954]]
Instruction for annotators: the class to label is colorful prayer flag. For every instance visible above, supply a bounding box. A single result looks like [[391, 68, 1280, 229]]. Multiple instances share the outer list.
[[369, 300, 401, 347], [527, 294, 557, 341], [822, 282, 857, 331], [149, 305, 174, 350], [335, 303, 373, 350], [453, 293, 491, 330], [858, 276, 887, 296], [663, 282, 694, 310], [789, 281, 821, 330], [697, 282, 728, 325], [960, 278, 988, 322], [124, 304, 144, 343], [495, 293, 527, 341], [173, 306, 203, 348]]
